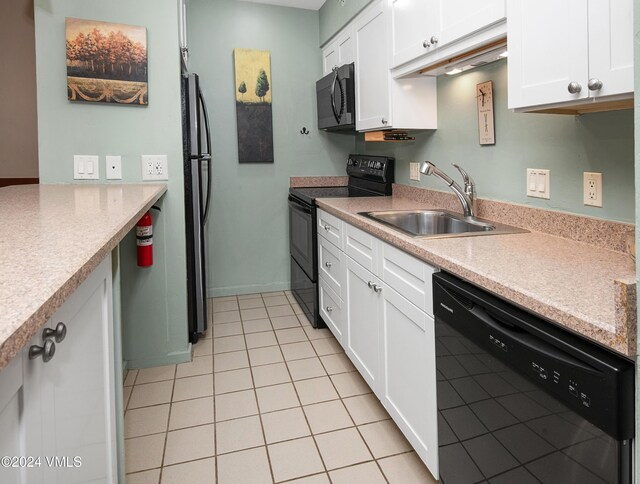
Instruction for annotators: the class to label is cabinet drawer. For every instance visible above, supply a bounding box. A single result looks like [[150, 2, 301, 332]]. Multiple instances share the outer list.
[[318, 209, 344, 249], [319, 279, 345, 345], [319, 236, 346, 299], [346, 223, 380, 274], [381, 242, 437, 315]]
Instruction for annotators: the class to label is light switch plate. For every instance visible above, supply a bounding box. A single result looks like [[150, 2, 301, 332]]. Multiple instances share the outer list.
[[410, 162, 420, 181], [106, 155, 122, 180], [526, 168, 550, 199], [141, 155, 168, 181], [74, 155, 100, 180]]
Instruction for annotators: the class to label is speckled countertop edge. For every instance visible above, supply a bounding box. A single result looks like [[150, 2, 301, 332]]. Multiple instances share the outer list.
[[0, 184, 167, 372], [290, 176, 348, 188], [316, 196, 636, 358]]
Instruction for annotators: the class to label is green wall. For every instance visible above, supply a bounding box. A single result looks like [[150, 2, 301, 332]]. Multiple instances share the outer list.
[[34, 0, 190, 368], [188, 0, 354, 297], [357, 60, 635, 223], [318, 0, 371, 46]]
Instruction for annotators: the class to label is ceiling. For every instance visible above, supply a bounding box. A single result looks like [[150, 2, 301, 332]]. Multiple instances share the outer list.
[[236, 0, 328, 10]]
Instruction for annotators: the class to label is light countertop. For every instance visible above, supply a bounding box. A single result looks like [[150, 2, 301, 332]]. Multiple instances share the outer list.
[[317, 196, 637, 358], [0, 184, 167, 371]]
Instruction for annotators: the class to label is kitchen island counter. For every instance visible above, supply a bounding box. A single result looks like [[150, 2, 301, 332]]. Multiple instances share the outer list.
[[0, 183, 166, 371]]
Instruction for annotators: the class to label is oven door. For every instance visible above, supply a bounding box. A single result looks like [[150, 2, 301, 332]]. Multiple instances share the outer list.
[[290, 256, 318, 328], [288, 195, 316, 280]]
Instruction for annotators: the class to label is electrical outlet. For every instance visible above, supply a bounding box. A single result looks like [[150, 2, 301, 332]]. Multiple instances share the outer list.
[[141, 155, 168, 181], [410, 162, 420, 181], [74, 155, 99, 180], [105, 155, 122, 180], [526, 168, 550, 199], [584, 172, 603, 207]]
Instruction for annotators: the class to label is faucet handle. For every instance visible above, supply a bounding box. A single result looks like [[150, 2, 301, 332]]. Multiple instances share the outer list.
[[452, 164, 474, 191]]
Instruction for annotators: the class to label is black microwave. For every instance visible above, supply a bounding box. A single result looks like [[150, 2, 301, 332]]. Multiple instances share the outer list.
[[316, 63, 356, 131]]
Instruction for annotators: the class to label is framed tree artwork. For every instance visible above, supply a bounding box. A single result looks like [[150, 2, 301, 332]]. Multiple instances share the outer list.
[[66, 18, 148, 105], [233, 48, 274, 163]]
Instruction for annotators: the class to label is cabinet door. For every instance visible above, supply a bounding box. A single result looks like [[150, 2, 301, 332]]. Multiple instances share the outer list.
[[322, 40, 338, 76], [319, 279, 345, 345], [508, 0, 588, 109], [587, 0, 633, 98], [381, 286, 438, 477], [346, 257, 382, 393], [390, 0, 435, 68], [337, 26, 355, 66], [355, 0, 392, 131], [39, 257, 116, 483], [438, 0, 505, 47]]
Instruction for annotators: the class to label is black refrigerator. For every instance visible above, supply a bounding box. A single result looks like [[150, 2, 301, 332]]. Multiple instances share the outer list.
[[182, 72, 212, 344]]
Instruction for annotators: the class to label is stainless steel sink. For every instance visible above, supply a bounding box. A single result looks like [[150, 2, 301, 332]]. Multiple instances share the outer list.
[[358, 210, 528, 239]]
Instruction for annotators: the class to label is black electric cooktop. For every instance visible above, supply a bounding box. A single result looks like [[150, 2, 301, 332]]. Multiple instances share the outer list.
[[288, 186, 381, 205]]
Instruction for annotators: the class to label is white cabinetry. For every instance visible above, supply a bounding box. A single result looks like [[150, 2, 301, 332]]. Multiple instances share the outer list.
[[0, 256, 116, 484], [353, 0, 437, 131], [381, 283, 438, 475], [346, 257, 383, 393], [390, 0, 506, 76], [318, 213, 439, 478], [322, 26, 355, 76], [508, 0, 633, 111]]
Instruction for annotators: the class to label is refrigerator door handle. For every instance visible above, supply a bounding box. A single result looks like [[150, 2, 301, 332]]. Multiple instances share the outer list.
[[198, 87, 213, 224]]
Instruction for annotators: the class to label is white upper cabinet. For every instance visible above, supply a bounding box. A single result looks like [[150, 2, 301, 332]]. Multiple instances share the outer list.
[[354, 0, 437, 131], [390, 0, 506, 75], [390, 0, 436, 68], [322, 26, 355, 76], [508, 0, 633, 111], [355, 0, 392, 130]]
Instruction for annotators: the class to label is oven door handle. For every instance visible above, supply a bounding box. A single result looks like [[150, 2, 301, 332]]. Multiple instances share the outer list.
[[288, 196, 312, 214]]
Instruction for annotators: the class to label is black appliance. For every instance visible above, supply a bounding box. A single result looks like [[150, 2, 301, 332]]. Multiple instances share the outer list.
[[182, 72, 212, 344], [288, 154, 394, 328], [316, 63, 356, 131], [433, 272, 634, 484]]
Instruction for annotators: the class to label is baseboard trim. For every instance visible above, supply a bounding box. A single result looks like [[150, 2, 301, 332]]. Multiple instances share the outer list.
[[125, 346, 192, 369], [209, 282, 290, 298]]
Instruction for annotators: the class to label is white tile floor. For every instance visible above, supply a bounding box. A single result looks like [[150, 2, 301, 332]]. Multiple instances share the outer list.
[[124, 291, 437, 483]]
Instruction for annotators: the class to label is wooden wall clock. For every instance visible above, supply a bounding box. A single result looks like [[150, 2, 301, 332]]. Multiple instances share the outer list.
[[476, 80, 495, 145]]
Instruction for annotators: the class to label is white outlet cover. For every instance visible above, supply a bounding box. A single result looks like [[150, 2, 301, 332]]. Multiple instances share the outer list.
[[106, 155, 122, 180], [74, 155, 99, 180], [141, 155, 168, 181], [584, 172, 603, 207], [410, 162, 420, 181]]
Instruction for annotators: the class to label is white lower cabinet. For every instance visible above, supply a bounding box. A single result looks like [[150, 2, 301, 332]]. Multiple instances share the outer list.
[[381, 284, 438, 476], [323, 220, 439, 479], [345, 257, 383, 394], [0, 255, 116, 484]]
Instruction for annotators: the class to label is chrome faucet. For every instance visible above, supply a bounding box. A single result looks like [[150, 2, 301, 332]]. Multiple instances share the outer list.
[[420, 161, 476, 218]]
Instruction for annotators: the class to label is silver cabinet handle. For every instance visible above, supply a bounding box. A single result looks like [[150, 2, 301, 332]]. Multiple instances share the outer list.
[[325, 261, 332, 268], [324, 224, 331, 231], [588, 78, 603, 91], [367, 281, 374, 288], [326, 306, 334, 313], [43, 322, 67, 343], [423, 40, 430, 48], [373, 284, 382, 293], [567, 82, 582, 94], [381, 118, 388, 125], [29, 339, 55, 362], [430, 36, 439, 45]]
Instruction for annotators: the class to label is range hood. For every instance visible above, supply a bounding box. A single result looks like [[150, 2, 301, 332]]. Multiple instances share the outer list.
[[419, 38, 507, 77]]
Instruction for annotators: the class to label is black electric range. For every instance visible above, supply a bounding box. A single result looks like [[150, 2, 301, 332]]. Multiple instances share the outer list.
[[288, 154, 394, 327]]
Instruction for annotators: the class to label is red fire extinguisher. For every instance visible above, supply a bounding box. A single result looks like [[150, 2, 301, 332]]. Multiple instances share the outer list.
[[136, 211, 153, 267]]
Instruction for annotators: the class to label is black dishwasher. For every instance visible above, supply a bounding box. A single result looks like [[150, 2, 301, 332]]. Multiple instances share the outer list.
[[433, 272, 634, 484]]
